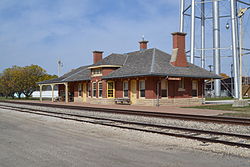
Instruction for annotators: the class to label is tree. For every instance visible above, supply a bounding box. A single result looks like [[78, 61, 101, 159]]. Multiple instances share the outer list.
[[0, 65, 57, 98], [22, 65, 57, 97], [0, 67, 20, 98]]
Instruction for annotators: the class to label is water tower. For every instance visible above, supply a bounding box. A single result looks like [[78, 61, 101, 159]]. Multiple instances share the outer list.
[[179, 0, 250, 99]]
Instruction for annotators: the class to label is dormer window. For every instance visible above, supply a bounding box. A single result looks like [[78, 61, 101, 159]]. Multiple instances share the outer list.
[[91, 68, 102, 76]]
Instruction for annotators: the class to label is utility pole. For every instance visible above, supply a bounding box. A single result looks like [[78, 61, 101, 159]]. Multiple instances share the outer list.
[[233, 7, 250, 107], [58, 59, 63, 77]]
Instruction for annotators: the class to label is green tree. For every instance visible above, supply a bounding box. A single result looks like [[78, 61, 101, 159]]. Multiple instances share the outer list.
[[22, 65, 57, 97], [0, 65, 57, 98], [0, 67, 20, 98]]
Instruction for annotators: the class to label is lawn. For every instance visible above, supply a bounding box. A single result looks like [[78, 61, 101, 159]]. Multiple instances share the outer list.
[[186, 104, 250, 117], [205, 97, 250, 101]]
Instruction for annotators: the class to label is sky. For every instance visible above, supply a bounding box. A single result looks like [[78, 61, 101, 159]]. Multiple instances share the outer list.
[[0, 0, 179, 75], [0, 0, 250, 76]]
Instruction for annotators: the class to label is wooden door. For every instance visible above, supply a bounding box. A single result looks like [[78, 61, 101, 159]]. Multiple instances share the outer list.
[[82, 83, 87, 102], [130, 80, 137, 104]]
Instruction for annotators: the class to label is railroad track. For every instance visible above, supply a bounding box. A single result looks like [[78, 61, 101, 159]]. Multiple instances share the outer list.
[[1, 100, 250, 125], [0, 104, 250, 148]]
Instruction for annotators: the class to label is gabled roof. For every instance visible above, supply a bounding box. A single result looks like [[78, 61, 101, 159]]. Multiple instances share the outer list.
[[103, 48, 221, 79], [38, 48, 220, 85]]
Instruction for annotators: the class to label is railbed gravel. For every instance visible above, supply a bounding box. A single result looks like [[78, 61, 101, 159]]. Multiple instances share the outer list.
[[1, 102, 249, 135], [1, 106, 250, 159]]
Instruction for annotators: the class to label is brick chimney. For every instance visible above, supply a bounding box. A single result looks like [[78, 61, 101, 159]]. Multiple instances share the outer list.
[[139, 40, 148, 50], [93, 51, 103, 64], [170, 32, 188, 67]]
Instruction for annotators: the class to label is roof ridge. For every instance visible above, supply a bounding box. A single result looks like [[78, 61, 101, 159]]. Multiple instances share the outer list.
[[123, 54, 129, 66], [150, 48, 156, 73], [125, 48, 154, 55]]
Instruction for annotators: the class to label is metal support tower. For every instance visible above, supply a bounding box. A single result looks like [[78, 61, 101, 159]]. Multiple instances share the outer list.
[[190, 0, 196, 64], [230, 0, 240, 99], [179, 0, 250, 98], [213, 0, 221, 97], [180, 0, 185, 32], [201, 0, 205, 68]]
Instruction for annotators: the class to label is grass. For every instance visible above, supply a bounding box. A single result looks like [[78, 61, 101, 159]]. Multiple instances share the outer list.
[[205, 97, 250, 101], [186, 104, 250, 117], [205, 97, 234, 101]]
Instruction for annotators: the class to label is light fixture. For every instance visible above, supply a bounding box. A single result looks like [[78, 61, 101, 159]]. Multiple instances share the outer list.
[[226, 22, 230, 30]]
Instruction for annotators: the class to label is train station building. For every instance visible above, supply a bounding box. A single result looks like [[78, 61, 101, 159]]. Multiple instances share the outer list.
[[38, 32, 220, 106]]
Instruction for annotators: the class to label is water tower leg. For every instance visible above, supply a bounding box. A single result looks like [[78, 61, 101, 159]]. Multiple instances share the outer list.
[[213, 0, 221, 97]]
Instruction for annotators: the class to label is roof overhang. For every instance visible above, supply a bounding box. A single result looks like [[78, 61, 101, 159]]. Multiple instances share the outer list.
[[102, 73, 222, 80], [88, 65, 122, 69], [37, 82, 66, 86]]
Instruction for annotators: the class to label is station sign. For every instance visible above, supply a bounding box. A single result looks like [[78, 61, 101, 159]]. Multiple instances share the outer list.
[[168, 77, 181, 81]]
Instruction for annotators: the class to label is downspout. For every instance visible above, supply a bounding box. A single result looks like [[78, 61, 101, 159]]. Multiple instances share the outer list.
[[156, 80, 160, 107], [202, 79, 205, 104]]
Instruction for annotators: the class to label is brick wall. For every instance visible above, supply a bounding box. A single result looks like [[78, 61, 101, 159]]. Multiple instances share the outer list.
[[145, 77, 157, 99], [102, 68, 117, 76], [115, 80, 123, 98], [65, 76, 204, 106]]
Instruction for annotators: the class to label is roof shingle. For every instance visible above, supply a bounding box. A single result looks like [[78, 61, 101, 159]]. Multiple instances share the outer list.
[[38, 48, 221, 85]]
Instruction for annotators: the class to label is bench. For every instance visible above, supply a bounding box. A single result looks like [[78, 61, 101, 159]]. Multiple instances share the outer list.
[[115, 98, 130, 105]]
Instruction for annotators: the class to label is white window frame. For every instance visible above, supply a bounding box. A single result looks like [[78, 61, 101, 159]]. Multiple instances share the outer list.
[[87, 82, 91, 97], [161, 79, 168, 98], [178, 78, 185, 91], [78, 83, 82, 97], [179, 78, 185, 89], [192, 80, 198, 98], [123, 81, 129, 98], [92, 82, 97, 98], [98, 82, 103, 98], [139, 80, 145, 98], [91, 68, 102, 76]]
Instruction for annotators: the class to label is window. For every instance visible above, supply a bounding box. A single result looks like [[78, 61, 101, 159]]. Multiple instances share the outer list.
[[161, 80, 168, 97], [78, 83, 82, 97], [123, 81, 128, 98], [192, 80, 198, 97], [98, 82, 103, 98], [87, 83, 91, 97], [179, 78, 185, 89], [92, 82, 97, 97], [139, 80, 145, 98], [91, 68, 102, 75], [107, 81, 115, 98]]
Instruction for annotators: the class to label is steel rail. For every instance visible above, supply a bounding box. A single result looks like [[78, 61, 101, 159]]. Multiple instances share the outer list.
[[0, 105, 250, 148], [0, 101, 250, 126]]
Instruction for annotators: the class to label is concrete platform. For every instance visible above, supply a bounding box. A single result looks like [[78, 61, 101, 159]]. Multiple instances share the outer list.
[[10, 100, 236, 116]]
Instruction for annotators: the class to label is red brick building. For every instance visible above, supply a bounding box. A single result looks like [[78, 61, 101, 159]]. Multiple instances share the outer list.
[[38, 32, 220, 106]]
